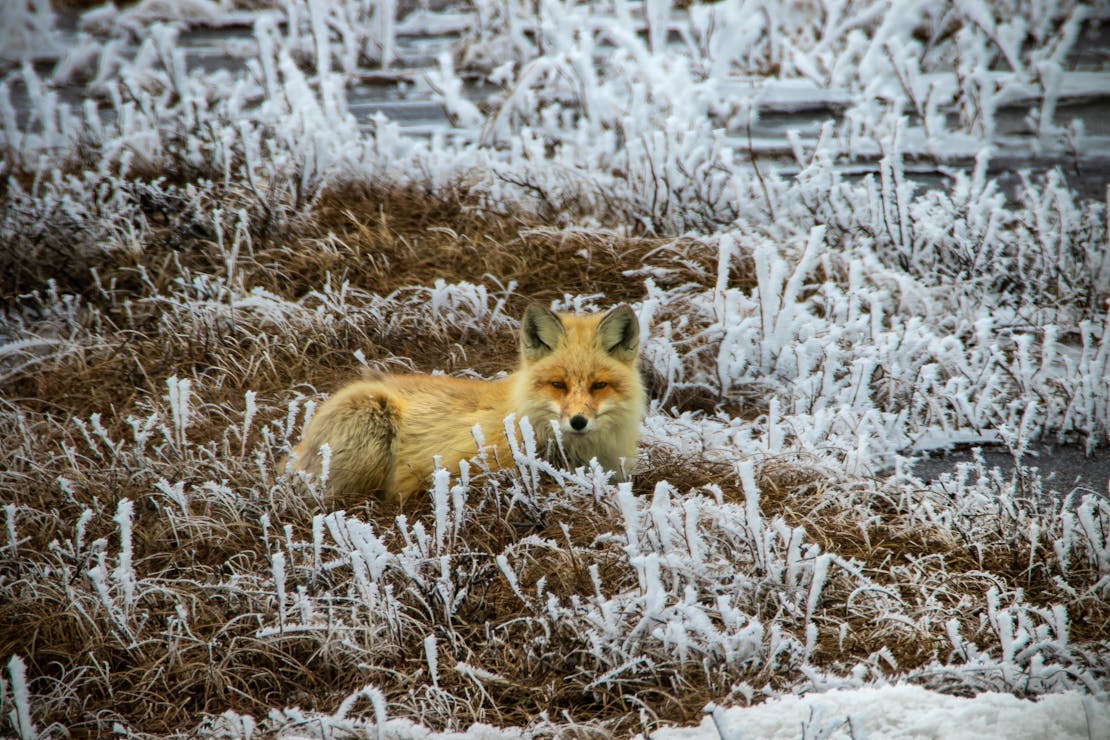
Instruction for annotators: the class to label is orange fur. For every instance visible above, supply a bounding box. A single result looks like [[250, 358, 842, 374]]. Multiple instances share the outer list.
[[286, 304, 646, 505]]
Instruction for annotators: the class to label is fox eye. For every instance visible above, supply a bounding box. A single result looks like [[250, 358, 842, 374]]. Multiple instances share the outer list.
[[590, 381, 608, 391], [550, 381, 567, 390]]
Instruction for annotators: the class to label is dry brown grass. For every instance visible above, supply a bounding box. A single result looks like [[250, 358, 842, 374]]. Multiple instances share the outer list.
[[740, 461, 1110, 675], [283, 182, 755, 318], [1, 177, 1107, 736], [0, 176, 754, 734]]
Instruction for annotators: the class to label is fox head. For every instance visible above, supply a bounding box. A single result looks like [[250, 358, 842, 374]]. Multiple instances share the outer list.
[[517, 303, 643, 437]]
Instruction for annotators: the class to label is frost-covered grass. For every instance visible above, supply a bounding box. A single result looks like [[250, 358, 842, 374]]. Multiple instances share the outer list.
[[1, 0, 1109, 737]]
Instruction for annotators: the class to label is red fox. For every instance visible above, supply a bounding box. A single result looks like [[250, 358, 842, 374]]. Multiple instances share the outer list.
[[286, 304, 645, 505]]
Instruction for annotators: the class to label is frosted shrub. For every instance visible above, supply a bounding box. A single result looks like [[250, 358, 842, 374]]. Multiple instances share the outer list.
[[280, 0, 398, 74]]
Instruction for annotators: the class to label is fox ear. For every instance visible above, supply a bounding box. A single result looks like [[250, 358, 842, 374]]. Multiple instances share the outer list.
[[521, 303, 565, 362], [597, 304, 639, 363]]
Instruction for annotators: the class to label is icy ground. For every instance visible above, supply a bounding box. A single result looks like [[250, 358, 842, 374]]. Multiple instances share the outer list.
[[1, 0, 1109, 737], [657, 685, 1110, 740]]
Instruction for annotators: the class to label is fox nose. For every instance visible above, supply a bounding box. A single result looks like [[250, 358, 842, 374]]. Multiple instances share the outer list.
[[569, 415, 588, 431]]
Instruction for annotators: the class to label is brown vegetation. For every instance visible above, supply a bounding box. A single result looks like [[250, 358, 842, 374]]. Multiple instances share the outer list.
[[1, 175, 1106, 736]]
